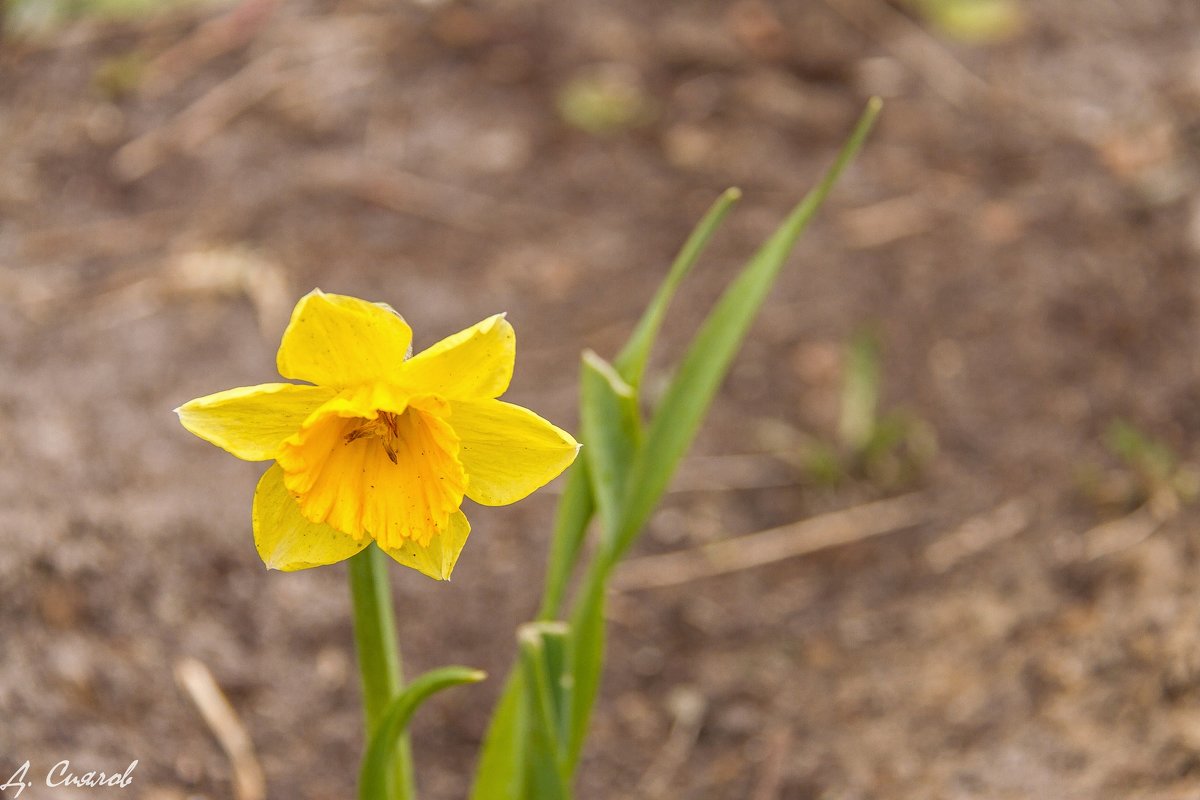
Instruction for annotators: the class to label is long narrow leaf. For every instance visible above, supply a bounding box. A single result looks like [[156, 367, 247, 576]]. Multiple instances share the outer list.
[[560, 190, 744, 773], [566, 99, 882, 767], [533, 623, 572, 750], [478, 189, 743, 793], [519, 625, 571, 800], [475, 470, 591, 799], [360, 666, 486, 800], [612, 98, 881, 561], [562, 354, 643, 770], [536, 461, 596, 622], [469, 671, 526, 800], [613, 188, 742, 388], [539, 188, 740, 621], [580, 350, 642, 537], [565, 568, 606, 769]]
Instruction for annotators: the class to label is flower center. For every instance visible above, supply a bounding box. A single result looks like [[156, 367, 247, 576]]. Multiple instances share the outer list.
[[277, 398, 467, 547], [343, 411, 403, 464]]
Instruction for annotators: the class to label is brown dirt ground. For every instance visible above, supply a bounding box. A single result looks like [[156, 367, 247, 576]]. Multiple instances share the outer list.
[[3, 0, 1200, 798]]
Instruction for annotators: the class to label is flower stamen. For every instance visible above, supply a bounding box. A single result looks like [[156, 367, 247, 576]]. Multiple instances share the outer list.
[[343, 412, 403, 464]]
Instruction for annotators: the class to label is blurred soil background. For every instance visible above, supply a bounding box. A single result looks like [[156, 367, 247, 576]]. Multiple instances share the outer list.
[[3, 0, 1200, 797]]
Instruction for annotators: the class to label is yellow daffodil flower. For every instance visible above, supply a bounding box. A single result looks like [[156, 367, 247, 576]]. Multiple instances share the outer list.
[[176, 289, 580, 580]]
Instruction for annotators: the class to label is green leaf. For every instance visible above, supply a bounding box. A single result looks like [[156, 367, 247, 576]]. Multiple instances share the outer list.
[[481, 99, 881, 794], [611, 98, 882, 562], [359, 666, 486, 800], [539, 187, 739, 622], [469, 670, 527, 800], [470, 626, 573, 800], [519, 625, 572, 800], [580, 350, 642, 537], [477, 188, 740, 798], [531, 623, 572, 750], [535, 461, 596, 622], [566, 98, 882, 767], [562, 190, 744, 772], [537, 190, 734, 623], [565, 570, 606, 769], [613, 188, 742, 388]]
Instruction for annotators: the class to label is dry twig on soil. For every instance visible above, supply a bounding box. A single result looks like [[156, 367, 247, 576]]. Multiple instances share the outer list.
[[1082, 505, 1164, 561], [298, 153, 564, 234], [751, 725, 795, 800], [924, 497, 1033, 573], [636, 688, 708, 799], [175, 657, 266, 800], [144, 0, 281, 97], [613, 494, 926, 591], [114, 51, 287, 181]]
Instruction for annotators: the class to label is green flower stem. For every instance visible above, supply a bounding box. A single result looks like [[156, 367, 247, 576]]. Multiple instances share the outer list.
[[349, 544, 416, 800]]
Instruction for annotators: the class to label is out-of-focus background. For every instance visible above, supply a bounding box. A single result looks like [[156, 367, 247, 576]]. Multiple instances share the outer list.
[[2, 0, 1200, 797]]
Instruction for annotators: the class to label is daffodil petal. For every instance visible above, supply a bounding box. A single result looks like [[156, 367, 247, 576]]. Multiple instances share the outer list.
[[449, 399, 580, 506], [399, 314, 515, 399], [276, 289, 414, 388], [379, 508, 471, 581], [176, 383, 336, 461], [252, 463, 368, 570], [314, 382, 411, 421]]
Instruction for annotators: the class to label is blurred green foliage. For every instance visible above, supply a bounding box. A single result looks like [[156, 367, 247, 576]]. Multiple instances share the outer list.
[[1078, 420, 1199, 514], [1106, 419, 1178, 490], [555, 66, 655, 137], [802, 329, 936, 489], [4, 0, 208, 36], [908, 0, 1025, 44], [93, 51, 148, 98]]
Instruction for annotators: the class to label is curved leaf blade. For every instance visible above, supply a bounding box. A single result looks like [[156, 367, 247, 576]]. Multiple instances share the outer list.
[[518, 624, 572, 800], [581, 350, 642, 539], [536, 461, 596, 622], [612, 98, 882, 561], [567, 99, 883, 767], [613, 187, 742, 388], [360, 666, 486, 800], [468, 670, 526, 800]]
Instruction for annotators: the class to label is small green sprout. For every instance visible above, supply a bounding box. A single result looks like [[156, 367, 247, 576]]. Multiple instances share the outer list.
[[1078, 419, 1200, 516], [799, 329, 936, 489]]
